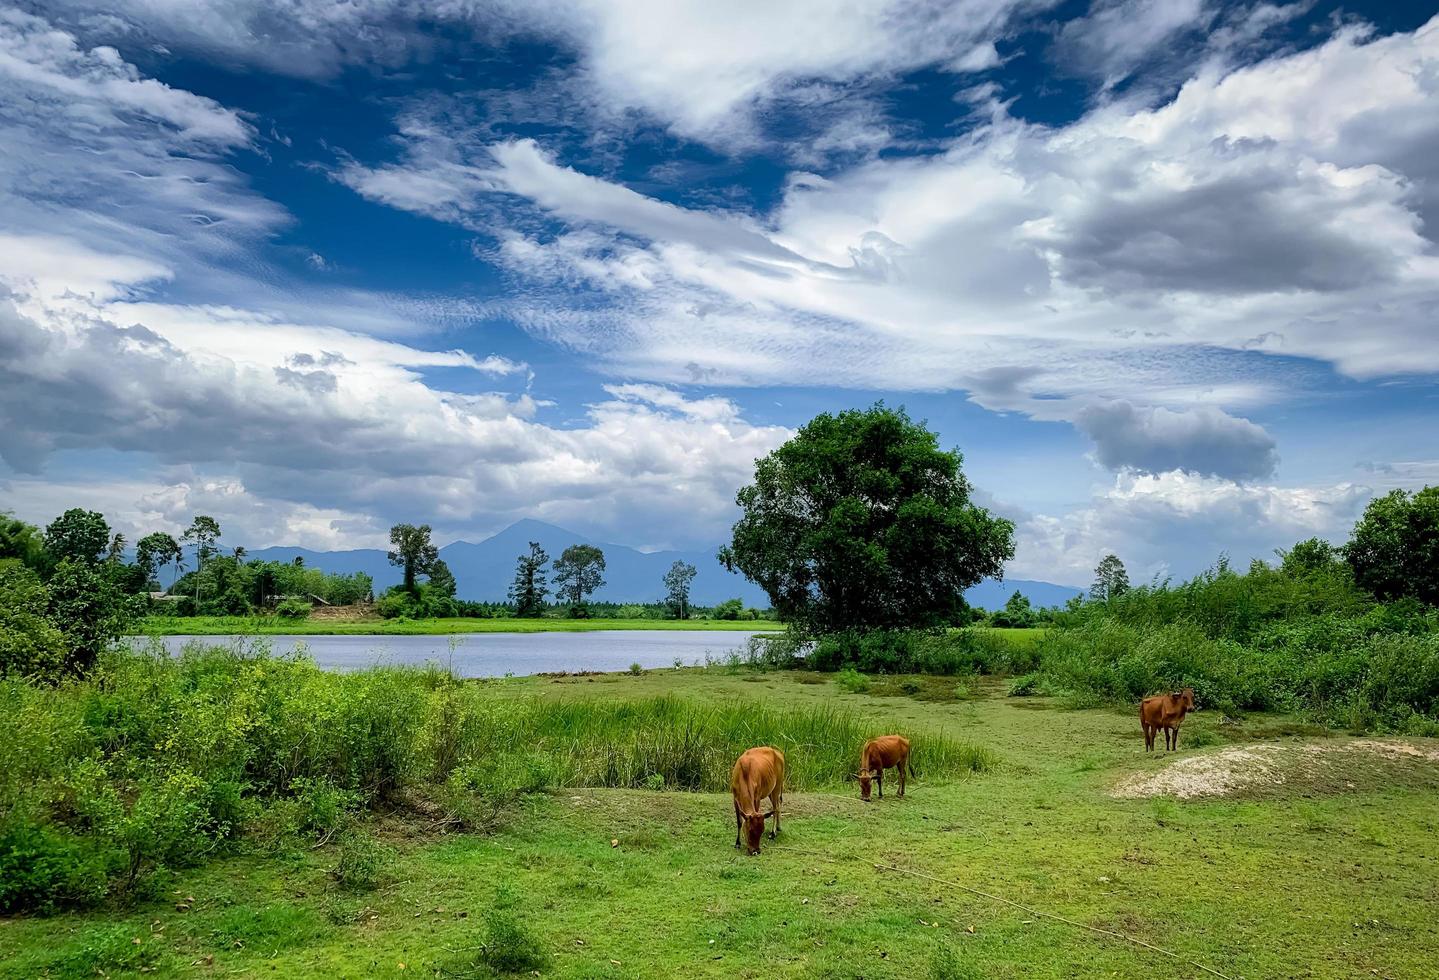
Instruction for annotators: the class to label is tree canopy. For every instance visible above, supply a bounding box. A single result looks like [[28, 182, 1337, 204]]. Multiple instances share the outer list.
[[388, 523, 439, 593], [663, 560, 697, 619], [43, 509, 110, 566], [1345, 486, 1439, 606], [719, 404, 1014, 635], [1090, 554, 1130, 602], [554, 544, 606, 611]]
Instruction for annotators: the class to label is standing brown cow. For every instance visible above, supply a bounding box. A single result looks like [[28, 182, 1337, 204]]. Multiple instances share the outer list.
[[731, 747, 784, 855], [1140, 688, 1196, 752], [857, 734, 911, 801]]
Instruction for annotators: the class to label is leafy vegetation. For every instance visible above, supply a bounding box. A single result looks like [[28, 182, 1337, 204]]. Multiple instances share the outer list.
[[720, 404, 1015, 635], [0, 642, 987, 914], [4, 670, 1437, 979]]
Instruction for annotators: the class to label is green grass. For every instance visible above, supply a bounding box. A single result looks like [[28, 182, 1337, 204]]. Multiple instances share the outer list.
[[136, 615, 784, 635], [5, 668, 1437, 979]]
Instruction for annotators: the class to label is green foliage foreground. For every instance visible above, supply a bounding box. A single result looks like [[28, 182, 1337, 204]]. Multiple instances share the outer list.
[[0, 644, 989, 914]]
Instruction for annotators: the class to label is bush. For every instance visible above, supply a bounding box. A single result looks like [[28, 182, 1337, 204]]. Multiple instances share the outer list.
[[713, 598, 744, 620], [0, 644, 992, 913], [439, 886, 550, 976], [275, 595, 312, 619], [0, 819, 110, 913], [834, 667, 869, 693], [330, 830, 389, 891], [0, 563, 67, 680]]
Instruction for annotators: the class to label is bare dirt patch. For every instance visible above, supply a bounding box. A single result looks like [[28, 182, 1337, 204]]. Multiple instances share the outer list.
[[1112, 739, 1439, 800]]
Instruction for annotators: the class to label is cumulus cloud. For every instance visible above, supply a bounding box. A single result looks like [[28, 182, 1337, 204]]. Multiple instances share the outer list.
[[329, 14, 1439, 482], [1075, 401, 1278, 480], [0, 280, 790, 548], [1008, 471, 1369, 585]]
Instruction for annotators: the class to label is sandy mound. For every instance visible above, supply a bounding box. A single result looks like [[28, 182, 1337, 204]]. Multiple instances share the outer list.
[[1112, 739, 1439, 800]]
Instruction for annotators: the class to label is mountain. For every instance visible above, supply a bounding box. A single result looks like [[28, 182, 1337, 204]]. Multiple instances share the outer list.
[[248, 519, 1081, 609], [964, 578, 1082, 611]]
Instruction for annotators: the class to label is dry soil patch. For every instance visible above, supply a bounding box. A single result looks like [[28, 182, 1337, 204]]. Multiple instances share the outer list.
[[1112, 738, 1439, 800]]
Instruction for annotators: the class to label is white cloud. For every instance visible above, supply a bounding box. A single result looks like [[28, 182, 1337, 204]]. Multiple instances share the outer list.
[[1008, 471, 1369, 585], [38, 0, 1043, 144], [334, 14, 1439, 480]]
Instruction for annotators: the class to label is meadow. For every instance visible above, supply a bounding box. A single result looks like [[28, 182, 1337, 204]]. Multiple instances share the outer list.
[[137, 615, 784, 636], [4, 645, 1437, 979]]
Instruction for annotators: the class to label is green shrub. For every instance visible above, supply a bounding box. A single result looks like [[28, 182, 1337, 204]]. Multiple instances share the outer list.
[[0, 818, 111, 913], [834, 667, 869, 694], [0, 644, 991, 913], [330, 830, 389, 891], [479, 886, 551, 974], [275, 595, 312, 619]]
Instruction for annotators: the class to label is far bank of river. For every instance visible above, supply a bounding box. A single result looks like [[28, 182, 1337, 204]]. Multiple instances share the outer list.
[[138, 616, 782, 636], [132, 630, 770, 678]]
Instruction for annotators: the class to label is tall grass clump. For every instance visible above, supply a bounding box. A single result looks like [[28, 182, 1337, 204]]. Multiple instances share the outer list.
[[0, 642, 991, 913], [1028, 557, 1439, 731]]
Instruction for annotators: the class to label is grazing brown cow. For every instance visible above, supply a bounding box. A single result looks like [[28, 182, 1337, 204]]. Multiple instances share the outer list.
[[1140, 688, 1196, 752], [857, 734, 911, 802], [731, 747, 784, 855]]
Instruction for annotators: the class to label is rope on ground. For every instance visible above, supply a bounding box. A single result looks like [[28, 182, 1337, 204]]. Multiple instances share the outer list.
[[783, 846, 1235, 980]]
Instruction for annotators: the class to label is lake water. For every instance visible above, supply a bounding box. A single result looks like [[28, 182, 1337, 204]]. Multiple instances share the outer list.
[[138, 631, 768, 678]]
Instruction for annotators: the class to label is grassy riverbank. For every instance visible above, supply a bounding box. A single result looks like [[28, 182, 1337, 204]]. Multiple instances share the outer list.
[[136, 615, 785, 635], [4, 650, 1437, 978]]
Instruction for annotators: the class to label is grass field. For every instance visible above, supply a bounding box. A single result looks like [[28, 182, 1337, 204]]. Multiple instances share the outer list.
[[5, 668, 1436, 979], [137, 615, 785, 635]]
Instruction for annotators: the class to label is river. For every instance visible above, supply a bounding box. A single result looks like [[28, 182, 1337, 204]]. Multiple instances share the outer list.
[[136, 630, 767, 678]]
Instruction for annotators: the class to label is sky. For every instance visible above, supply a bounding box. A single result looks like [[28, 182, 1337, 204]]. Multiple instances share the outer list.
[[1, 0, 1437, 588]]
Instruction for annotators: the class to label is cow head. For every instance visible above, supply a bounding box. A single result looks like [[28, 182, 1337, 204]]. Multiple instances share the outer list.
[[743, 811, 768, 855], [857, 769, 875, 802], [1178, 687, 1196, 710]]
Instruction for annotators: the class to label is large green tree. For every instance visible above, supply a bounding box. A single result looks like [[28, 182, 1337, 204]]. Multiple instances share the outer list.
[[719, 405, 1015, 635], [663, 560, 698, 619], [387, 523, 439, 593], [508, 542, 550, 616], [1345, 486, 1439, 606], [182, 516, 222, 603], [0, 562, 67, 679], [135, 532, 183, 589], [554, 545, 606, 612], [45, 559, 135, 675], [43, 509, 110, 566]]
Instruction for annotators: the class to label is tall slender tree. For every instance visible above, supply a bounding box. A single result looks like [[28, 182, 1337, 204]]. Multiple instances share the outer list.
[[1090, 554, 1130, 603], [663, 560, 698, 620], [387, 523, 439, 593], [182, 516, 222, 603], [508, 542, 550, 617]]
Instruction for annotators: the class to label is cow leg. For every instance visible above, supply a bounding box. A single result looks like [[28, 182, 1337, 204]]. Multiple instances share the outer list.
[[1173, 726, 1180, 751], [897, 756, 907, 797], [1143, 724, 1151, 752], [877, 771, 883, 799], [769, 790, 781, 839], [734, 802, 742, 848]]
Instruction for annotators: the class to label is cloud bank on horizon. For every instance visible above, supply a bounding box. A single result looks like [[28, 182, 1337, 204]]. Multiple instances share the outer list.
[[1, 1, 1436, 587]]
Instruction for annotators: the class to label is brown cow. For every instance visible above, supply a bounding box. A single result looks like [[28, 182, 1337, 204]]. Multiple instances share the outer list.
[[731, 747, 784, 855], [1140, 688, 1196, 752], [857, 734, 911, 802]]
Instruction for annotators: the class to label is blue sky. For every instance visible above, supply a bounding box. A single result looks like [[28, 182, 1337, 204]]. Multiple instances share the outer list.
[[1, 0, 1437, 587]]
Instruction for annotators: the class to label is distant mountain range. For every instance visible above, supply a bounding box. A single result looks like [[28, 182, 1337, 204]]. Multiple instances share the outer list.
[[247, 518, 1082, 610]]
